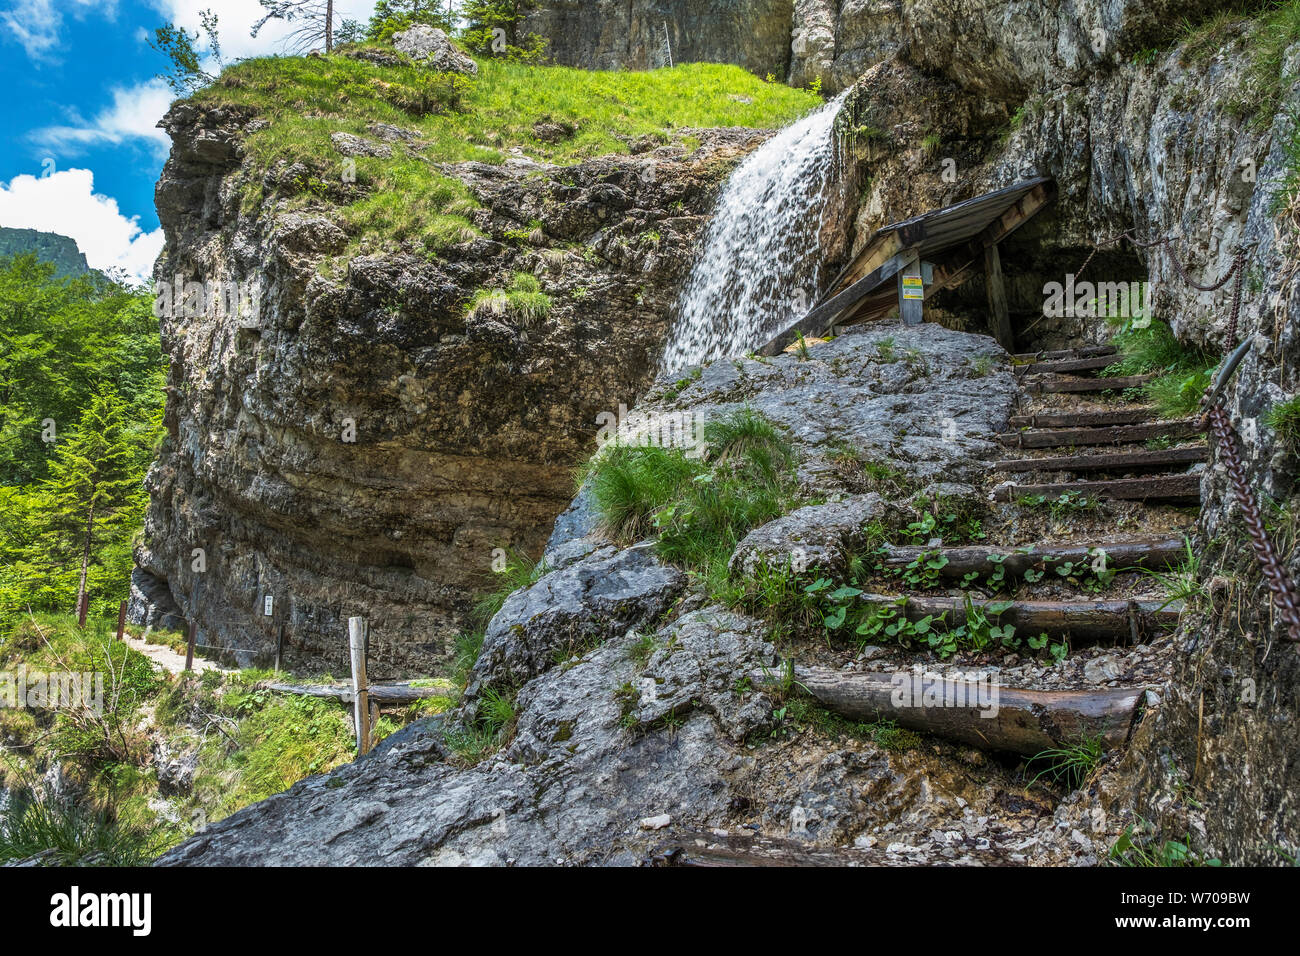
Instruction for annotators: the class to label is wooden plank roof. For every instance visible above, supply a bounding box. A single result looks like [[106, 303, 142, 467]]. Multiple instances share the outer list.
[[760, 177, 1055, 355]]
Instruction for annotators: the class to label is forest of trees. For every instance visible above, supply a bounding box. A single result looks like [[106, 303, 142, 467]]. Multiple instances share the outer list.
[[0, 254, 165, 633]]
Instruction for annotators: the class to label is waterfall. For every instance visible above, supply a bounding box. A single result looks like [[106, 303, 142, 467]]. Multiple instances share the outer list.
[[659, 92, 847, 373]]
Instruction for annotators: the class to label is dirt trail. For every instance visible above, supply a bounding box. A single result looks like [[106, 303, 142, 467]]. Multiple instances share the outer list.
[[121, 632, 230, 676]]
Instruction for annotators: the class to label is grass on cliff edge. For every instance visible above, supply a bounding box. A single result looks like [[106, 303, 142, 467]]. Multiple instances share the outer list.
[[192, 51, 821, 256]]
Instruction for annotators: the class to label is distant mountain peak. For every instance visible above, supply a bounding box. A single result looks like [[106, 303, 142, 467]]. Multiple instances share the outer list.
[[0, 226, 91, 278]]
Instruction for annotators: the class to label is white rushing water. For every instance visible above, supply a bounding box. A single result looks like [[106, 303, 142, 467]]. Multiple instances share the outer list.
[[659, 92, 847, 373]]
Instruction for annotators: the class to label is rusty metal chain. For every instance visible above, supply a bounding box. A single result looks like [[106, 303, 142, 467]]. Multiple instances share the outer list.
[[1204, 404, 1300, 644]]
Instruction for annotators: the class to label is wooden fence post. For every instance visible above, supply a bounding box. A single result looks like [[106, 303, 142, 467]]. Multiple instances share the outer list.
[[185, 620, 196, 672], [348, 616, 371, 755], [114, 600, 127, 642], [275, 624, 284, 673]]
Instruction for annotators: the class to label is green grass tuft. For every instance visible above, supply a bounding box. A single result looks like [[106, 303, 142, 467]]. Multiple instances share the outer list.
[[1025, 737, 1105, 790], [587, 444, 707, 542], [1264, 394, 1300, 452], [1106, 320, 1215, 417], [0, 786, 161, 866], [467, 272, 552, 325], [586, 407, 800, 576]]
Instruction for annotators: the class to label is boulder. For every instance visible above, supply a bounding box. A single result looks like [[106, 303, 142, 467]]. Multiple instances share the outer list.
[[392, 25, 478, 75], [467, 542, 686, 692]]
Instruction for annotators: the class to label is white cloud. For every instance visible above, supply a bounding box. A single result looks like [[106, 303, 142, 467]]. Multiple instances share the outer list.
[[32, 80, 175, 158], [0, 168, 164, 282], [1, 0, 113, 62]]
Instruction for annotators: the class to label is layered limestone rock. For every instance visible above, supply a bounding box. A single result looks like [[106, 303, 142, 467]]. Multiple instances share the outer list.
[[133, 95, 769, 675], [522, 0, 796, 77]]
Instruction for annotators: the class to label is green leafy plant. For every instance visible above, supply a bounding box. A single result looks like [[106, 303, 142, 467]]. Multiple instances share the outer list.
[[1109, 820, 1222, 867]]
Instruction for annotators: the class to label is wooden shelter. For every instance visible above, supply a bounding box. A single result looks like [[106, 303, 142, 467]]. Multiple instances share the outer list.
[[761, 177, 1056, 355]]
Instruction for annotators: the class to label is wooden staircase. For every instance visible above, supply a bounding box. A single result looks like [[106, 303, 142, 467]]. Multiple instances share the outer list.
[[736, 342, 1201, 776], [993, 345, 1206, 505]]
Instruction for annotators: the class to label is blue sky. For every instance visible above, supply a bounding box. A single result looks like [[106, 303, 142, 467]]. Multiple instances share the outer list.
[[0, 0, 378, 280]]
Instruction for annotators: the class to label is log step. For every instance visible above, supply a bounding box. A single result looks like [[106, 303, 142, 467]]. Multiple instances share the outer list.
[[1012, 345, 1117, 362], [998, 419, 1200, 449], [858, 593, 1182, 640], [649, 832, 874, 867], [880, 537, 1188, 579], [994, 472, 1202, 503], [755, 665, 1145, 756], [1024, 373, 1155, 394], [1014, 354, 1116, 376], [1008, 408, 1160, 429], [992, 445, 1207, 474]]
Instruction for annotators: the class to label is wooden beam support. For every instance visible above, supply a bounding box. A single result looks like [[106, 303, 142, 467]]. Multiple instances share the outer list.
[[759, 249, 917, 355], [1012, 345, 1116, 362], [999, 419, 1201, 448], [984, 242, 1014, 352], [1014, 354, 1116, 376], [857, 593, 1182, 639], [1023, 373, 1156, 394], [349, 616, 372, 755], [879, 537, 1189, 578], [1007, 407, 1157, 429], [897, 252, 924, 326], [264, 681, 455, 704]]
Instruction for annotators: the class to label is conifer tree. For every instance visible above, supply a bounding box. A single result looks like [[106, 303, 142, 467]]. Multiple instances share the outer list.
[[38, 393, 142, 621]]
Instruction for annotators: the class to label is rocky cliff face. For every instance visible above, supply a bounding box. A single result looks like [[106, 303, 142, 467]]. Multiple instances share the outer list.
[[523, 0, 796, 77], [132, 99, 767, 675], [525, 0, 1231, 92]]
